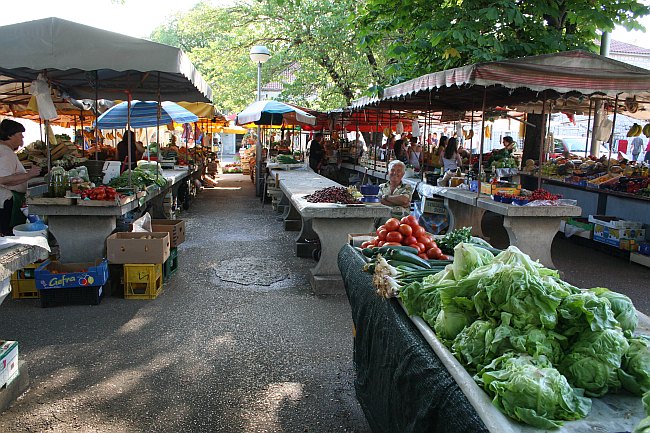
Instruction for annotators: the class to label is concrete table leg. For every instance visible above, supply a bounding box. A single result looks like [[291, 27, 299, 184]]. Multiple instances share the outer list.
[[445, 199, 487, 239], [309, 217, 375, 295], [502, 216, 561, 269], [295, 218, 319, 258], [283, 203, 301, 231], [47, 215, 116, 263]]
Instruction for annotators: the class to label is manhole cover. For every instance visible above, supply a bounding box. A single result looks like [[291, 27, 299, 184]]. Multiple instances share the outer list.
[[214, 257, 289, 286]]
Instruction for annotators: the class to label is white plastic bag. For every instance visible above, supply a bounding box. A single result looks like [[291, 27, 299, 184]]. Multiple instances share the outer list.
[[395, 122, 404, 134], [30, 74, 58, 120], [131, 212, 152, 232], [412, 121, 420, 137]]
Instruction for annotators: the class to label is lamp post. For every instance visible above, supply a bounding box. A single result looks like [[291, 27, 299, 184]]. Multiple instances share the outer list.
[[250, 45, 270, 196]]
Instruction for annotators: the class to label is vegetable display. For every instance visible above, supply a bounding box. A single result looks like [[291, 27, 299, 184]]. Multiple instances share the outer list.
[[377, 240, 650, 429]]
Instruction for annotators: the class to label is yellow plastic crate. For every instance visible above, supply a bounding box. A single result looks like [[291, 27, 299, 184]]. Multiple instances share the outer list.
[[123, 264, 163, 300], [11, 264, 40, 299]]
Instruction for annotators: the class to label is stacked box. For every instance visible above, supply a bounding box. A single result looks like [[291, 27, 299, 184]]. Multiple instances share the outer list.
[[124, 264, 163, 299], [106, 232, 170, 264], [0, 341, 19, 389], [593, 224, 646, 248], [35, 259, 109, 290], [151, 220, 185, 248]]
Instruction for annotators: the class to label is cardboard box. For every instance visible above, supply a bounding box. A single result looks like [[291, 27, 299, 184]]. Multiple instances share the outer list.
[[593, 223, 646, 248], [35, 259, 109, 290], [151, 219, 185, 248], [588, 215, 643, 230], [620, 239, 639, 252], [560, 220, 592, 239], [631, 251, 650, 268], [479, 183, 521, 196], [0, 341, 19, 389], [106, 232, 170, 264]]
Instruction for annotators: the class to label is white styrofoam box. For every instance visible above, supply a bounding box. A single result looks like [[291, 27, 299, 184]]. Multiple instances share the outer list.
[[0, 276, 11, 307], [102, 161, 122, 184], [0, 341, 19, 388]]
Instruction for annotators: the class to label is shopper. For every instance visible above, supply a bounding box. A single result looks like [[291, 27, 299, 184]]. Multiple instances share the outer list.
[[442, 137, 463, 172], [308, 132, 325, 172], [117, 130, 144, 170], [407, 137, 423, 170], [378, 159, 414, 218], [631, 135, 644, 162], [502, 135, 517, 152], [0, 119, 42, 235]]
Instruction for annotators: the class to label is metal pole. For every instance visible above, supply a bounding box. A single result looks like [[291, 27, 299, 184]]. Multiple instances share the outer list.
[[537, 95, 547, 190], [255, 61, 263, 196], [477, 88, 487, 198], [585, 98, 593, 156]]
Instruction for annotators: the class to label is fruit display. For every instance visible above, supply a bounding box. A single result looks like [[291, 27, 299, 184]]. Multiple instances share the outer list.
[[304, 186, 358, 204]]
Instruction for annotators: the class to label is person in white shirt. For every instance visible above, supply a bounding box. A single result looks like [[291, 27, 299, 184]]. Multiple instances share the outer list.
[[631, 136, 644, 162], [0, 119, 42, 235]]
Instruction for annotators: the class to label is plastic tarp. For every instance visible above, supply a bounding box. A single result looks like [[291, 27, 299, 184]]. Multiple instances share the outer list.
[[0, 17, 212, 103], [338, 244, 489, 433]]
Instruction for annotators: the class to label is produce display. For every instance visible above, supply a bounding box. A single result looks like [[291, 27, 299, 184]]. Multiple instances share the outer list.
[[275, 154, 301, 164], [80, 186, 118, 201], [369, 240, 650, 429], [108, 162, 168, 190], [304, 186, 358, 204]]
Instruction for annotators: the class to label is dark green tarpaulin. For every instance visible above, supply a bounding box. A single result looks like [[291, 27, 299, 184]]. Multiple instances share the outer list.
[[338, 244, 489, 433]]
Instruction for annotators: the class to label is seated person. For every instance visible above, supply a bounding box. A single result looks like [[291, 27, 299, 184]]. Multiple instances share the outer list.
[[379, 160, 414, 218]]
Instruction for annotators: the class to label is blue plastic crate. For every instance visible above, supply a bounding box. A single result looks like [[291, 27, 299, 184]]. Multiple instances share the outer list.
[[35, 259, 109, 290], [639, 242, 650, 256]]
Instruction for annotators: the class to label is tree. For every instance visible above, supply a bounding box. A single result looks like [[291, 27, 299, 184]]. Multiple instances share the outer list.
[[356, 0, 650, 85]]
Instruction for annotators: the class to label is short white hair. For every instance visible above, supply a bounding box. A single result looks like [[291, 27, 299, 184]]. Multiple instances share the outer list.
[[388, 159, 406, 172]]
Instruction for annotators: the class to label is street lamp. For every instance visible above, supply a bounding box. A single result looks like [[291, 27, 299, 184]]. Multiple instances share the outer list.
[[250, 45, 271, 196]]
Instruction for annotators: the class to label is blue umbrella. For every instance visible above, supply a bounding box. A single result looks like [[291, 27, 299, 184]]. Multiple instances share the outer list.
[[235, 100, 316, 126], [95, 100, 199, 129]]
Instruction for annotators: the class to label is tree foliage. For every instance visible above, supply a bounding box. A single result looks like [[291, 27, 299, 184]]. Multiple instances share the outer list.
[[356, 0, 650, 82], [149, 0, 649, 113]]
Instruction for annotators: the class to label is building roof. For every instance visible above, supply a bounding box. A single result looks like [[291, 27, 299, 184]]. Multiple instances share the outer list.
[[610, 39, 650, 56]]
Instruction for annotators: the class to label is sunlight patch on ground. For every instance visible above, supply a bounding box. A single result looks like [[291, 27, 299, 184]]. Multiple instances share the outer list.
[[211, 186, 242, 190], [117, 315, 153, 335], [243, 382, 304, 431]]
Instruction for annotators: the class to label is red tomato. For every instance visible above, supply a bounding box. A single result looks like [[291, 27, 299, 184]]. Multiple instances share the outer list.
[[407, 243, 420, 252], [415, 243, 426, 253], [376, 225, 386, 236], [400, 215, 419, 228], [361, 241, 371, 248], [427, 247, 442, 259], [376, 240, 385, 247], [418, 253, 429, 260], [366, 239, 377, 247], [383, 241, 402, 246], [384, 218, 400, 231], [412, 226, 426, 238], [377, 229, 388, 241], [404, 236, 417, 246], [385, 231, 403, 243], [398, 224, 413, 237], [417, 236, 433, 248]]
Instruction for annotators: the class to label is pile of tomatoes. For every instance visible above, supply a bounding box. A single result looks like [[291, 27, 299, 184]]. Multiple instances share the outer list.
[[360, 215, 448, 260], [80, 186, 118, 201]]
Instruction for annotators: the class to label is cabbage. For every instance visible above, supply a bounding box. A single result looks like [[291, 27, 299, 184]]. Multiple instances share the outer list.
[[452, 320, 499, 373], [619, 337, 650, 396], [493, 245, 559, 279], [557, 291, 619, 337], [434, 307, 475, 342], [478, 353, 592, 429], [559, 328, 629, 397], [451, 242, 494, 280], [590, 287, 638, 333]]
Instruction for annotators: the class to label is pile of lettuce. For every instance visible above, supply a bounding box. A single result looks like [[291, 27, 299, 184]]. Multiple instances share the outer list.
[[399, 242, 648, 429]]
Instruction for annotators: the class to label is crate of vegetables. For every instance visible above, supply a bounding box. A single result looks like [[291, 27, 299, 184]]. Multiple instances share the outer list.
[[34, 259, 109, 290], [77, 186, 133, 206]]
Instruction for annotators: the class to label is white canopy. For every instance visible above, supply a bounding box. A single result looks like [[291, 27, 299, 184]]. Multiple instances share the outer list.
[[0, 17, 212, 103]]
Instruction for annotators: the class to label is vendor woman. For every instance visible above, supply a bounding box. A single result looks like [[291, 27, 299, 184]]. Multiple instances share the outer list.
[[379, 160, 414, 218], [0, 119, 42, 235]]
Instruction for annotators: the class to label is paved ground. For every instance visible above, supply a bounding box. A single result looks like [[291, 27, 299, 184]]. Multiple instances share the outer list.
[[0, 173, 371, 433], [0, 169, 648, 433]]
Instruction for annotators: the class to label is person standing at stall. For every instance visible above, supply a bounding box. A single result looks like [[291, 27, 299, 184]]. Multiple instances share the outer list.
[[117, 130, 145, 170], [308, 133, 325, 173], [631, 135, 644, 162], [379, 160, 414, 218], [407, 137, 423, 170], [0, 119, 42, 235], [442, 137, 463, 172]]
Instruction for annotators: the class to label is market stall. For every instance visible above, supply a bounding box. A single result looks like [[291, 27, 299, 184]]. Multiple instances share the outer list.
[[269, 166, 390, 294]]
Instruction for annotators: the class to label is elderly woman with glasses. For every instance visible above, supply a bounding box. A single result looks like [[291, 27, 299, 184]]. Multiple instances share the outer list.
[[379, 160, 414, 218]]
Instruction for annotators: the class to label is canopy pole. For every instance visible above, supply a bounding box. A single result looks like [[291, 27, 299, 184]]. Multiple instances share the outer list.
[[584, 98, 593, 156], [476, 88, 487, 198], [537, 94, 548, 190], [94, 71, 99, 161], [374, 105, 380, 171], [127, 92, 132, 188], [609, 94, 620, 165]]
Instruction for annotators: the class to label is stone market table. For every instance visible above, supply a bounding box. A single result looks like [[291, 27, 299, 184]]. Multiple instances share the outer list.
[[270, 167, 390, 294]]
